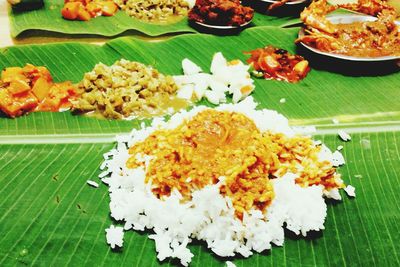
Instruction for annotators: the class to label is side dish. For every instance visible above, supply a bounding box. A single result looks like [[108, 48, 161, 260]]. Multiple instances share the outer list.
[[62, 0, 118, 21], [188, 0, 254, 26], [114, 0, 191, 23], [296, 0, 400, 58], [245, 46, 310, 83], [71, 59, 188, 119], [174, 52, 255, 104], [0, 64, 80, 118]]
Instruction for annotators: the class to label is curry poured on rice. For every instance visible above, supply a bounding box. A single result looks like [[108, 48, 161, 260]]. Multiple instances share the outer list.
[[127, 109, 342, 218]]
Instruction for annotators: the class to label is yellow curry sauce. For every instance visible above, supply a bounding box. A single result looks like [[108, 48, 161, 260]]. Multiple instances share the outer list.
[[127, 110, 343, 218]]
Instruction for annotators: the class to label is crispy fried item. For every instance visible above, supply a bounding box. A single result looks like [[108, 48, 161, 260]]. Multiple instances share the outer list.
[[296, 0, 400, 57]]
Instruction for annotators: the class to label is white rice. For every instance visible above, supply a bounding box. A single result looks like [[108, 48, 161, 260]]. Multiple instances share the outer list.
[[105, 225, 124, 249], [344, 185, 356, 197], [99, 97, 349, 265], [332, 150, 346, 167], [338, 130, 351, 141], [87, 180, 99, 188]]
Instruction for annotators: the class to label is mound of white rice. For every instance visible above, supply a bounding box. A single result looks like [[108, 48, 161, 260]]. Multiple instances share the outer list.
[[99, 97, 349, 265]]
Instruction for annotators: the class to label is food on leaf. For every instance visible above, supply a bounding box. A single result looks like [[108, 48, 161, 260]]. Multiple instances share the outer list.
[[0, 64, 80, 118], [98, 97, 348, 266], [245, 46, 310, 83], [71, 59, 189, 120], [188, 0, 254, 26], [114, 0, 192, 23], [61, 0, 119, 21], [296, 0, 400, 57], [173, 52, 255, 104]]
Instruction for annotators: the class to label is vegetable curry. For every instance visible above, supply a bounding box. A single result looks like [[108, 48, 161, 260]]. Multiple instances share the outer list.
[[0, 64, 81, 118]]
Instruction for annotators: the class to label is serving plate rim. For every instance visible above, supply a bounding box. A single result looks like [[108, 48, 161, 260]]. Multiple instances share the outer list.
[[298, 14, 400, 62]]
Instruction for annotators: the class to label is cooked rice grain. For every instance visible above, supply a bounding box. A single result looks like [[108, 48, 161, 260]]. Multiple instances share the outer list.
[[99, 97, 349, 265]]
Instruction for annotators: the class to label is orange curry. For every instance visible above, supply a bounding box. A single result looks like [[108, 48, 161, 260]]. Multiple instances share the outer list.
[[127, 110, 342, 218], [0, 64, 81, 118]]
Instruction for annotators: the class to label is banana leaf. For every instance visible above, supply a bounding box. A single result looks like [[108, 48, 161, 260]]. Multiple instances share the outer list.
[[9, 0, 298, 38], [1, 131, 399, 266], [1, 26, 399, 136], [0, 25, 400, 266]]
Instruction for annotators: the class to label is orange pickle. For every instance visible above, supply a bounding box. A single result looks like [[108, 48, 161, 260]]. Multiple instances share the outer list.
[[0, 64, 81, 118]]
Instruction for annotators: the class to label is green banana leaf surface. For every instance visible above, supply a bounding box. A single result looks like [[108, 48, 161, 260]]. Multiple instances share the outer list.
[[1, 133, 399, 266], [9, 0, 299, 37], [1, 26, 400, 136], [1, 26, 400, 266]]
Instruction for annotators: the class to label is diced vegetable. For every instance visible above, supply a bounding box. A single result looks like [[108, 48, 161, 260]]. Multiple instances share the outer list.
[[61, 0, 119, 21], [1, 67, 24, 83], [7, 80, 31, 95], [0, 64, 80, 118], [86, 2, 102, 17], [100, 2, 118, 16], [294, 60, 309, 75], [0, 90, 38, 118], [61, 2, 81, 20], [31, 77, 52, 101], [261, 56, 280, 72], [77, 8, 91, 21]]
